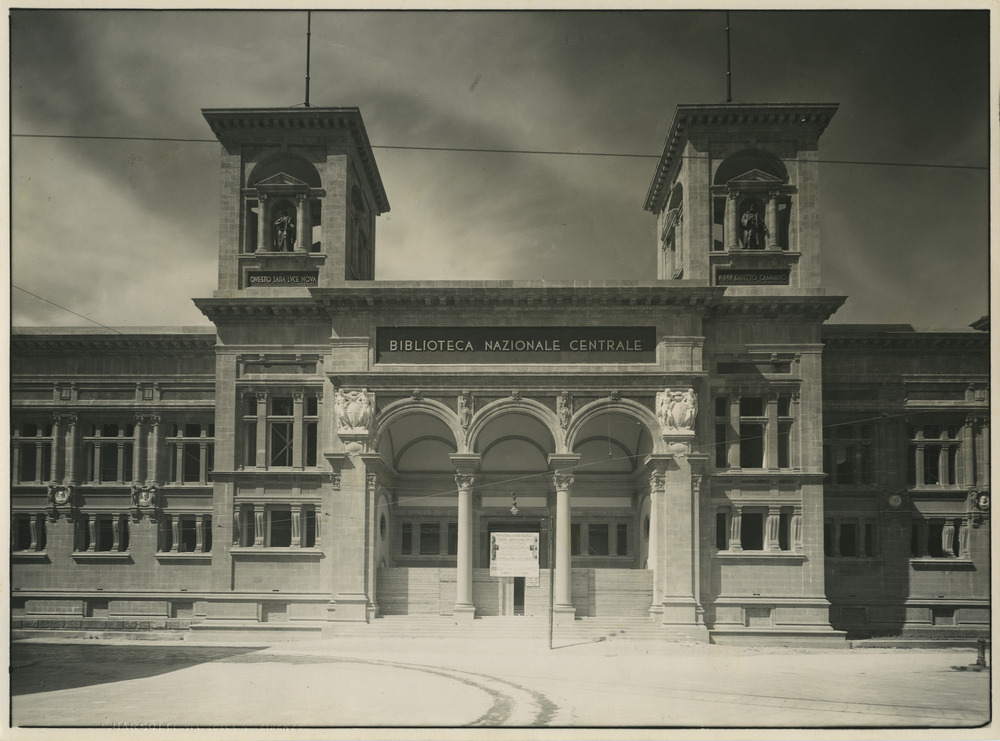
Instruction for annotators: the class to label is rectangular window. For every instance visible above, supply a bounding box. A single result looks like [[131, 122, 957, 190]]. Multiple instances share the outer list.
[[269, 421, 294, 467], [588, 524, 609, 556], [13, 422, 54, 484], [204, 515, 213, 552], [716, 511, 728, 550], [908, 424, 962, 487], [180, 517, 198, 552], [839, 522, 858, 557], [303, 509, 315, 548], [269, 509, 292, 548], [741, 512, 764, 551], [420, 523, 440, 555], [13, 514, 33, 551], [159, 517, 172, 552], [825, 420, 876, 486], [570, 523, 581, 556], [926, 520, 945, 557], [616, 523, 628, 556], [95, 515, 115, 552], [824, 520, 834, 557], [85, 423, 136, 484], [401, 522, 412, 555], [739, 424, 765, 468], [447, 522, 458, 556], [778, 511, 791, 551]]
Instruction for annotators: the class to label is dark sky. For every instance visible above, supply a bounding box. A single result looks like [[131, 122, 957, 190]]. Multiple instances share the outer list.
[[9, 8, 991, 329]]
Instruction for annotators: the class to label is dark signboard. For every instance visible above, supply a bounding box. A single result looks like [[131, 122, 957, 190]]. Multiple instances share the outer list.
[[247, 270, 319, 286], [716, 268, 790, 286], [376, 326, 657, 364]]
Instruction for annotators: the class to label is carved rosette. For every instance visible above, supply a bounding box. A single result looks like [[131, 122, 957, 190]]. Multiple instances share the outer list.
[[46, 484, 76, 521]]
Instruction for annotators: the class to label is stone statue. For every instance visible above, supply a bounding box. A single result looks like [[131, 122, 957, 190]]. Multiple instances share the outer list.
[[740, 203, 768, 250], [656, 387, 697, 431], [274, 208, 296, 252], [557, 391, 573, 431], [458, 391, 472, 430], [335, 389, 374, 432]]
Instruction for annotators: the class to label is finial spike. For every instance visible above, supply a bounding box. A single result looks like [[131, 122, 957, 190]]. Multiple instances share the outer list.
[[304, 11, 312, 108]]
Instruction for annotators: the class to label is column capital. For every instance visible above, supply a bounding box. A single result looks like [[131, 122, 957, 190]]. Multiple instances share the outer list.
[[552, 472, 575, 491], [454, 473, 475, 492]]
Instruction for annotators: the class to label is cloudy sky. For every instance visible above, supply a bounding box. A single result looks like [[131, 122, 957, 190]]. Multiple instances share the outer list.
[[9, 8, 991, 330]]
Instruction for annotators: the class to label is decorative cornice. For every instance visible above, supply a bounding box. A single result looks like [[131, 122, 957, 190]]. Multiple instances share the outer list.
[[644, 103, 840, 213], [823, 330, 990, 350], [201, 107, 389, 214], [11, 332, 216, 354], [707, 295, 846, 321]]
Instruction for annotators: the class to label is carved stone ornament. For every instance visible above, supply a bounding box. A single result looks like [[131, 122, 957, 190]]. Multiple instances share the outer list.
[[656, 387, 698, 431], [130, 484, 160, 521], [557, 392, 573, 431], [885, 491, 906, 511], [455, 474, 475, 491], [458, 391, 473, 431], [335, 389, 374, 433], [410, 389, 423, 402], [609, 390, 622, 402], [47, 484, 75, 521], [649, 472, 666, 493], [552, 472, 575, 491], [510, 390, 522, 401], [972, 490, 990, 512]]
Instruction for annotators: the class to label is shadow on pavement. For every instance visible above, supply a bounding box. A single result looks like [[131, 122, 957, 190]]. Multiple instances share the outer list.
[[11, 643, 263, 696]]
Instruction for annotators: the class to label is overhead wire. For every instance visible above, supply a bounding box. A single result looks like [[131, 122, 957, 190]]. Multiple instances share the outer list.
[[9, 132, 989, 171]]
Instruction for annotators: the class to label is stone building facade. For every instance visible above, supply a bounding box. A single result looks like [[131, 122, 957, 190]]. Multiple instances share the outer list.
[[10, 103, 989, 643]]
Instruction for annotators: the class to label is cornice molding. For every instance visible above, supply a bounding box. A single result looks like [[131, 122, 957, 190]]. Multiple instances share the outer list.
[[823, 333, 989, 350], [644, 103, 840, 213], [201, 107, 389, 214], [11, 335, 216, 354]]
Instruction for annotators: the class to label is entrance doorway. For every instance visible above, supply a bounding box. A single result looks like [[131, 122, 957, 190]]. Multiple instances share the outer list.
[[513, 577, 525, 616]]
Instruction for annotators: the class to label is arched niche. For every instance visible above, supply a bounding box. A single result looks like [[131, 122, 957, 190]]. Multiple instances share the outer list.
[[243, 153, 324, 254]]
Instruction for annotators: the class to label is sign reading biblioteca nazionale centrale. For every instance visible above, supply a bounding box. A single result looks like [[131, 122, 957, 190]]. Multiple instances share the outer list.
[[376, 326, 656, 363]]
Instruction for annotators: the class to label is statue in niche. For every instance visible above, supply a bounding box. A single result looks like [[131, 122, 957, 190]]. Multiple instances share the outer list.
[[557, 391, 573, 431], [274, 207, 296, 252], [335, 389, 373, 432], [740, 202, 768, 250], [656, 388, 697, 431], [458, 391, 473, 430]]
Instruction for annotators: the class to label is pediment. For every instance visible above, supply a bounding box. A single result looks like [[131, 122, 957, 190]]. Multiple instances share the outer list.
[[726, 168, 785, 186], [254, 172, 310, 188]]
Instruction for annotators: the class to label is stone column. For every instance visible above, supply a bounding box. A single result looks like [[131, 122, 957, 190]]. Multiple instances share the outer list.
[[766, 506, 782, 551], [766, 393, 780, 470], [253, 505, 264, 547], [196, 515, 206, 552], [453, 472, 476, 622], [942, 519, 956, 557], [295, 194, 307, 251], [729, 506, 743, 551], [981, 417, 990, 486], [292, 392, 304, 469], [255, 392, 268, 468], [959, 518, 970, 558], [112, 514, 121, 551], [256, 193, 268, 252], [963, 416, 976, 487], [65, 415, 79, 486], [170, 515, 180, 552], [291, 507, 302, 547], [86, 514, 97, 552], [725, 192, 738, 250], [132, 417, 144, 483], [552, 470, 576, 623], [199, 430, 209, 484], [728, 396, 740, 469], [766, 192, 779, 250], [147, 416, 161, 486], [49, 415, 62, 482]]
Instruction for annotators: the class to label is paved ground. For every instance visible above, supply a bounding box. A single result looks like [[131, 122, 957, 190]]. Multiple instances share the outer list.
[[10, 636, 992, 730]]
